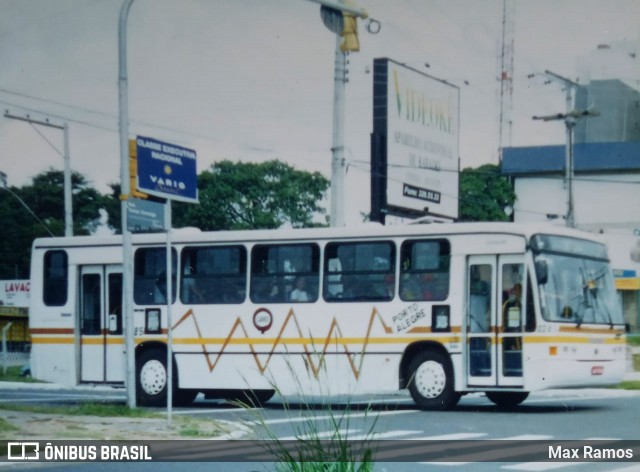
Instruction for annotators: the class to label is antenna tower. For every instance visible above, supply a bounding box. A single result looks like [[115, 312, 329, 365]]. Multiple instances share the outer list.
[[497, 0, 515, 163]]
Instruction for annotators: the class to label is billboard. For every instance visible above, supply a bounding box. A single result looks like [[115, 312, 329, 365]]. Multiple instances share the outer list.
[[136, 136, 198, 203], [371, 58, 459, 221]]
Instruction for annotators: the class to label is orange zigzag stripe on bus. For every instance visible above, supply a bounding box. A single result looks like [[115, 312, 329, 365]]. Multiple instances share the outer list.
[[172, 307, 393, 380]]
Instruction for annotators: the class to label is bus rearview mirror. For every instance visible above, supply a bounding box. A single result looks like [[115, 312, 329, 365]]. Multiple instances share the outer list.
[[535, 260, 548, 285]]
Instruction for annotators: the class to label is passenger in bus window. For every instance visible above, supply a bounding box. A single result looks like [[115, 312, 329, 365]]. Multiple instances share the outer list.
[[254, 276, 280, 302], [383, 274, 395, 299], [469, 265, 491, 332], [290, 277, 309, 302], [154, 272, 168, 304], [183, 266, 205, 303], [420, 273, 440, 300], [502, 283, 522, 331], [400, 274, 419, 301], [191, 280, 206, 303], [326, 257, 343, 298]]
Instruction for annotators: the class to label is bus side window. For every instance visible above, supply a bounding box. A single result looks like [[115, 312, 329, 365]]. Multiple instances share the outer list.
[[181, 245, 247, 304], [134, 248, 177, 305], [43, 250, 68, 306], [250, 243, 319, 304], [323, 241, 395, 302], [399, 239, 450, 302]]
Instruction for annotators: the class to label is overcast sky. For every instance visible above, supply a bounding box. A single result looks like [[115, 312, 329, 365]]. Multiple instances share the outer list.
[[1, 0, 638, 224]]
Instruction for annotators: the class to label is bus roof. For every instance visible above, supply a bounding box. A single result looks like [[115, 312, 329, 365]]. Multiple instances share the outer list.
[[32, 221, 606, 250]]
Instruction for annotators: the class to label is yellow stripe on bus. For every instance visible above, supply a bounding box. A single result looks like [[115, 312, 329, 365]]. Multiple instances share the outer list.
[[31, 334, 624, 346], [30, 337, 74, 344]]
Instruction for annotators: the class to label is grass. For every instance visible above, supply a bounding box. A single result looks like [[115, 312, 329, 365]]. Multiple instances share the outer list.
[[616, 380, 640, 390], [0, 365, 41, 383], [0, 401, 228, 439], [237, 357, 378, 471], [626, 335, 640, 347], [247, 393, 377, 472], [0, 417, 18, 433], [0, 401, 160, 418]]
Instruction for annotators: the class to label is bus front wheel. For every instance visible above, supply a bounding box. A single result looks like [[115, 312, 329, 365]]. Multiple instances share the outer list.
[[136, 349, 197, 407], [407, 350, 460, 410], [486, 391, 529, 409]]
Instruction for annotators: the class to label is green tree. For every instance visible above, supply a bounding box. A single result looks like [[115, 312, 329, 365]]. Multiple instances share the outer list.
[[18, 169, 107, 235], [172, 160, 329, 230], [103, 182, 123, 233], [0, 169, 107, 278], [459, 164, 516, 222]]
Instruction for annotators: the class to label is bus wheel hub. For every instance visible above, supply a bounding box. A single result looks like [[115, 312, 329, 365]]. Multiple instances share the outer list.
[[140, 359, 166, 395], [415, 360, 445, 398]]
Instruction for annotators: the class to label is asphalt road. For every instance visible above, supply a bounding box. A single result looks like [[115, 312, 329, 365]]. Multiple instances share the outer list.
[[1, 382, 640, 471]]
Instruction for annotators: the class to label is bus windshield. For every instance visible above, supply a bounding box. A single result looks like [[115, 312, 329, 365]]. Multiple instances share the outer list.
[[532, 235, 624, 326]]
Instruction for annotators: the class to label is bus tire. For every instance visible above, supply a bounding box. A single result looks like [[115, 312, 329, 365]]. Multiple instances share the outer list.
[[136, 349, 168, 407], [486, 391, 529, 409], [407, 350, 459, 411]]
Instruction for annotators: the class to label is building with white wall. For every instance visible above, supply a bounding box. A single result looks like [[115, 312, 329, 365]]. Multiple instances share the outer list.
[[502, 141, 640, 332]]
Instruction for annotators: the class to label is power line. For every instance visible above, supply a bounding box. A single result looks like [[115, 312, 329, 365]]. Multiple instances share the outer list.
[[0, 96, 225, 146], [347, 156, 640, 221], [349, 158, 640, 185]]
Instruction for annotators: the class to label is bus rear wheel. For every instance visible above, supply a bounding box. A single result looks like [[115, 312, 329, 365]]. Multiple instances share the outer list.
[[486, 391, 529, 409], [407, 350, 460, 411]]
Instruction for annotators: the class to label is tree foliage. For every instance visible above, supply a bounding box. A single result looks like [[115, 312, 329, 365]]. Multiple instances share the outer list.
[[103, 160, 329, 233], [458, 164, 516, 222], [0, 169, 107, 278], [172, 160, 329, 230]]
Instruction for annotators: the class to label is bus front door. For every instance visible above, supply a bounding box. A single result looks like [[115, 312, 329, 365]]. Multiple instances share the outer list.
[[79, 265, 124, 383], [465, 255, 525, 388]]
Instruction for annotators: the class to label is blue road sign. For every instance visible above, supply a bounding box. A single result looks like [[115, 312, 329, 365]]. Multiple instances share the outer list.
[[136, 136, 198, 203]]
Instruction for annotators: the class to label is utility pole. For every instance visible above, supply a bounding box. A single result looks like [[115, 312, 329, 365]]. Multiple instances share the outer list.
[[532, 70, 598, 228], [4, 111, 73, 236]]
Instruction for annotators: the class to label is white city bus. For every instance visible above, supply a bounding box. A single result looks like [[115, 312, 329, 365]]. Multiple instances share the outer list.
[[29, 222, 626, 410]]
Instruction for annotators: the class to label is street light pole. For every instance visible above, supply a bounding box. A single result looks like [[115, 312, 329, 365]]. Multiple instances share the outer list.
[[118, 0, 136, 409], [312, 0, 371, 227]]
